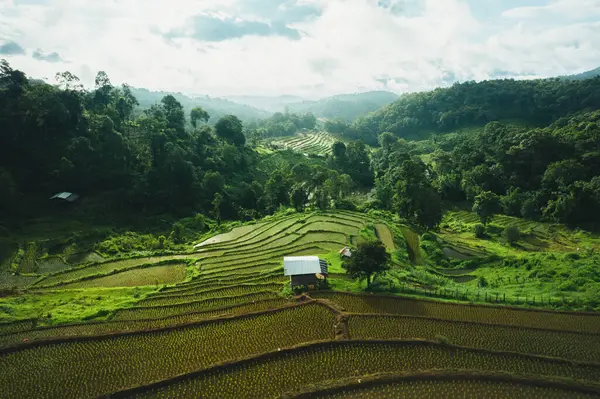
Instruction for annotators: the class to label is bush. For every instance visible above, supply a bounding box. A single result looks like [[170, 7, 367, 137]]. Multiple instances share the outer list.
[[473, 223, 486, 238], [421, 232, 436, 242], [478, 276, 489, 288], [502, 225, 520, 244], [333, 198, 357, 211]]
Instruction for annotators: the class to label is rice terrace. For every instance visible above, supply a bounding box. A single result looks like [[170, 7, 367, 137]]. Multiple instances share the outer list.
[[1, 208, 600, 398], [3, 20, 600, 398]]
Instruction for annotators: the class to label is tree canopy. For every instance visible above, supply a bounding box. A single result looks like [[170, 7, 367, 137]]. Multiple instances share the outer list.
[[342, 240, 391, 287]]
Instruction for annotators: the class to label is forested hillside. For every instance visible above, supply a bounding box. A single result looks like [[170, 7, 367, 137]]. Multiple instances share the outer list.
[[287, 91, 398, 122], [130, 88, 270, 123], [0, 60, 369, 226], [325, 77, 600, 144], [561, 67, 600, 81]]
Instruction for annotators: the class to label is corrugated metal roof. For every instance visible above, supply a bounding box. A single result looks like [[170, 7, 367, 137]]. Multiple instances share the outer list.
[[284, 256, 328, 276], [50, 192, 73, 200]]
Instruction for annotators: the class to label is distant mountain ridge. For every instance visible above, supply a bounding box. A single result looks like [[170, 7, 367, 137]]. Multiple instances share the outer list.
[[130, 87, 271, 123], [227, 91, 399, 122], [560, 66, 600, 81], [286, 91, 399, 122]]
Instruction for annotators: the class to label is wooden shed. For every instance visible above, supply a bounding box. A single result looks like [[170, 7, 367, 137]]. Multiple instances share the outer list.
[[284, 256, 328, 287]]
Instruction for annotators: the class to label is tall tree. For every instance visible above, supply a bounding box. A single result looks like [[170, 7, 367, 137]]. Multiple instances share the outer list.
[[190, 106, 210, 128], [393, 158, 442, 229], [215, 115, 245, 146], [343, 240, 391, 288], [473, 191, 502, 225]]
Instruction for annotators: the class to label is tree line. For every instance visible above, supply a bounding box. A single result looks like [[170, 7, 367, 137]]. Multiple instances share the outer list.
[[0, 61, 368, 225], [325, 77, 600, 145]]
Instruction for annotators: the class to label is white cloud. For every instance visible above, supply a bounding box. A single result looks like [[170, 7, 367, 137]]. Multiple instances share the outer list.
[[502, 0, 600, 20], [0, 0, 599, 98]]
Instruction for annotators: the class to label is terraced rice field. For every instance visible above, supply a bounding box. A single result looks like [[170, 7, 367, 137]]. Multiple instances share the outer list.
[[32, 255, 196, 288], [112, 340, 600, 398], [2, 211, 600, 399], [312, 291, 600, 333], [60, 263, 188, 289], [271, 131, 337, 155], [289, 373, 600, 399], [0, 303, 336, 398]]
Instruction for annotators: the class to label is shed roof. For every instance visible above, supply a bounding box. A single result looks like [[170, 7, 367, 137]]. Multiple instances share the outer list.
[[50, 192, 73, 200], [50, 192, 79, 202], [284, 256, 328, 276]]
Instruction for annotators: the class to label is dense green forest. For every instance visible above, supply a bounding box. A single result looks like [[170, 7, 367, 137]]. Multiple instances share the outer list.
[[244, 111, 317, 140], [2, 59, 600, 233], [325, 77, 600, 145], [0, 60, 368, 227], [129, 87, 270, 123]]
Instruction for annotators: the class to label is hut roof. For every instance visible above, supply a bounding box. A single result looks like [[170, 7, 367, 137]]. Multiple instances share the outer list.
[[284, 256, 328, 276]]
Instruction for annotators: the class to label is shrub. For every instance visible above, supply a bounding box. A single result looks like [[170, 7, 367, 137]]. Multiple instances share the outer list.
[[334, 198, 357, 211], [478, 276, 489, 288], [473, 223, 485, 238], [502, 225, 520, 244], [421, 232, 436, 242]]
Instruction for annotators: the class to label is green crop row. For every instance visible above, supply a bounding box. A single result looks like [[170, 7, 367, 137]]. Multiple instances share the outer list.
[[0, 303, 336, 399], [0, 320, 36, 335], [199, 221, 350, 263], [111, 340, 600, 399], [138, 283, 284, 307], [196, 262, 283, 281], [60, 263, 188, 289], [311, 292, 600, 334], [347, 314, 600, 363], [197, 216, 300, 253], [201, 241, 343, 272], [289, 373, 600, 399], [0, 298, 294, 349], [167, 266, 283, 288], [197, 213, 364, 256], [153, 274, 287, 297], [111, 291, 280, 321], [33, 255, 195, 288]]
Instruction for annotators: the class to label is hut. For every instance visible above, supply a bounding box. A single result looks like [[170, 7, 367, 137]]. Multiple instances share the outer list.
[[284, 256, 328, 287], [49, 192, 79, 203], [339, 246, 352, 258]]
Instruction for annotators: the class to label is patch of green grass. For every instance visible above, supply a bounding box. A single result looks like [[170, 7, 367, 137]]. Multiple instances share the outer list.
[[0, 287, 154, 324]]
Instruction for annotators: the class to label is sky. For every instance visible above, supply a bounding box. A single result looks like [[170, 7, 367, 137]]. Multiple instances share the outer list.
[[1, 0, 600, 99]]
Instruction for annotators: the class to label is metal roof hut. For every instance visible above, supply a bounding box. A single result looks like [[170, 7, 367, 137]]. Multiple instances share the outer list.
[[339, 246, 352, 258], [49, 192, 79, 203], [284, 256, 328, 287]]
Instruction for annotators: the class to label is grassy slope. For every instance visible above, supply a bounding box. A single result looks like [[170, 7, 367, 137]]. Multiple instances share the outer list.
[[2, 204, 600, 326]]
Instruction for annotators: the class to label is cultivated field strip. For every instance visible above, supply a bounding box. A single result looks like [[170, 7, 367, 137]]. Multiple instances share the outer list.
[[197, 215, 362, 259], [137, 283, 284, 307], [197, 262, 283, 280], [347, 314, 600, 362], [272, 132, 337, 155], [0, 303, 336, 399], [111, 291, 280, 321], [286, 372, 600, 399], [110, 340, 600, 399], [59, 263, 188, 289], [0, 298, 295, 348], [197, 216, 301, 253], [32, 255, 196, 288], [312, 292, 600, 334], [0, 320, 36, 335], [199, 242, 343, 274], [194, 223, 264, 247], [156, 272, 287, 295], [162, 266, 284, 288]]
